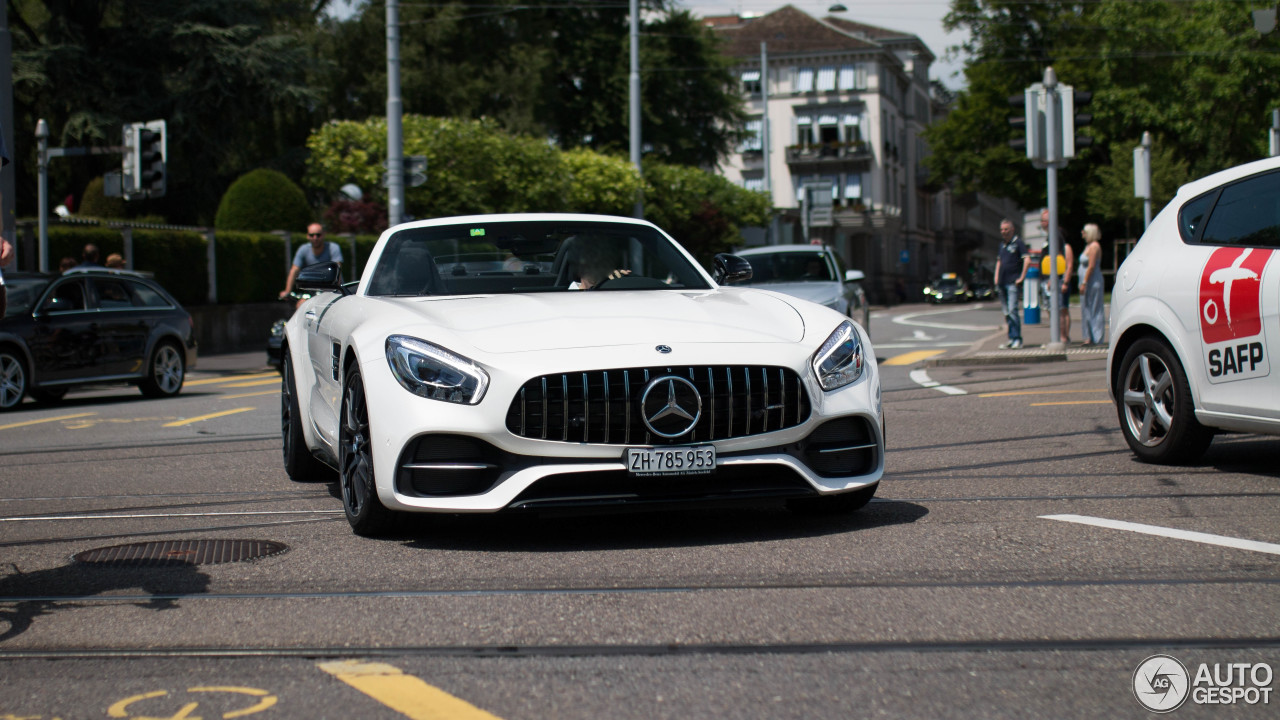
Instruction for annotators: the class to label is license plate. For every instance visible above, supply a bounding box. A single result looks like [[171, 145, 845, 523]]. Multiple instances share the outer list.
[[625, 445, 716, 476]]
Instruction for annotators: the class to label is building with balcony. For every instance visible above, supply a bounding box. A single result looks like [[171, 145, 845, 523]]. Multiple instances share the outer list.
[[708, 5, 1019, 302]]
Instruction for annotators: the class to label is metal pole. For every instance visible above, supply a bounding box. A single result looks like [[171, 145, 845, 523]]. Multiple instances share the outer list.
[[1043, 68, 1062, 351], [35, 119, 49, 273], [1271, 109, 1280, 158], [760, 41, 772, 244], [1, 0, 15, 259], [386, 0, 405, 227], [1142, 131, 1153, 230], [629, 0, 642, 218]]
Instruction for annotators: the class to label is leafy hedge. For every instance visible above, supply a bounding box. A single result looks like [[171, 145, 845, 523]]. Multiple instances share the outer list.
[[38, 225, 381, 307]]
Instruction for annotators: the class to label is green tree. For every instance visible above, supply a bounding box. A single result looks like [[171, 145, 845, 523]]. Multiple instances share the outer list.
[[304, 116, 767, 258], [926, 1, 1280, 232], [315, 1, 745, 167], [9, 0, 322, 225]]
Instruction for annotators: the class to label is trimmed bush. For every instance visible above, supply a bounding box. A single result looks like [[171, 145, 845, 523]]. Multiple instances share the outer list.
[[214, 169, 313, 233], [76, 177, 127, 220]]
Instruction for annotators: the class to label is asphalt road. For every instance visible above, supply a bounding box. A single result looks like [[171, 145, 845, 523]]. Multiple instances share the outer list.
[[2, 305, 1277, 719]]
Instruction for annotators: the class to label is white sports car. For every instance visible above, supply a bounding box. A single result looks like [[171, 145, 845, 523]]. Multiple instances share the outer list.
[[281, 214, 884, 535]]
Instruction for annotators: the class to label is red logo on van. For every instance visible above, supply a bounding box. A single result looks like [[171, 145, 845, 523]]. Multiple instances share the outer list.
[[1199, 247, 1271, 344]]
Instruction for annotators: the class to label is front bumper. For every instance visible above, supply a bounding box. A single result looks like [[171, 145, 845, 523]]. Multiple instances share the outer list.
[[359, 349, 885, 513]]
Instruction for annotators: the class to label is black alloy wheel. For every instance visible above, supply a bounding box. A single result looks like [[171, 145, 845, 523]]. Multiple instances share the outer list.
[[339, 364, 397, 536], [0, 349, 28, 411], [281, 345, 334, 482], [1117, 337, 1213, 464]]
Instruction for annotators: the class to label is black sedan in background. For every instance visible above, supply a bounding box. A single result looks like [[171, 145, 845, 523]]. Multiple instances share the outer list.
[[0, 268, 197, 410]]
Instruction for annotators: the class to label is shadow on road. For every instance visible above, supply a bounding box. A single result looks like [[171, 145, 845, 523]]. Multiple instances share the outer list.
[[390, 498, 928, 552], [0, 562, 210, 643]]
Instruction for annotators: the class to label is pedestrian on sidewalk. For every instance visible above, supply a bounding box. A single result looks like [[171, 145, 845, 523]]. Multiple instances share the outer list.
[[1039, 208, 1074, 344], [994, 218, 1031, 349], [1078, 223, 1106, 345]]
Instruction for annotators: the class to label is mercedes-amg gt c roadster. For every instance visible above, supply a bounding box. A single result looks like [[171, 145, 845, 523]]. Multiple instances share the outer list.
[[281, 214, 883, 535]]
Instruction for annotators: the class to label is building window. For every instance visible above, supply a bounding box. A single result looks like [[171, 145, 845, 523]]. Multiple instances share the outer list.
[[743, 177, 765, 192], [839, 64, 866, 91], [796, 116, 814, 146], [796, 67, 814, 93], [740, 119, 763, 152], [842, 114, 863, 143], [816, 67, 837, 92], [741, 69, 761, 95], [845, 173, 863, 203]]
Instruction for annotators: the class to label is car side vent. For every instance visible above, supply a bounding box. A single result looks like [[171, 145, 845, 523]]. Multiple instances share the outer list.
[[506, 365, 811, 445]]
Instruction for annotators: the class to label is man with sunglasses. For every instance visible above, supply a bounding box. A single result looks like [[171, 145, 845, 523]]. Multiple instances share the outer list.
[[280, 223, 343, 299]]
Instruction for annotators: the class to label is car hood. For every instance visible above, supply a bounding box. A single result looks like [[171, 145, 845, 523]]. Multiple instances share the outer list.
[[742, 281, 840, 306], [373, 289, 808, 354]]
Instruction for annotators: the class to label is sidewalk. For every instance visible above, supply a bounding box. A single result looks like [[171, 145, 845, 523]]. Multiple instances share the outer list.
[[925, 304, 1110, 367]]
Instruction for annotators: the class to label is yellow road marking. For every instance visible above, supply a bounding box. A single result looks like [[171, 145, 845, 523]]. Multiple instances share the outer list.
[[163, 407, 255, 427], [1030, 400, 1113, 406], [185, 372, 280, 387], [188, 687, 278, 718], [224, 378, 281, 388], [0, 412, 96, 430], [223, 389, 280, 399], [882, 349, 945, 366], [318, 660, 505, 720], [979, 389, 1107, 398]]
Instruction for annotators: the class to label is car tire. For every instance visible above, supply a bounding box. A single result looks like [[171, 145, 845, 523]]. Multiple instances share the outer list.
[[139, 340, 185, 398], [29, 387, 67, 404], [340, 363, 399, 536], [0, 348, 29, 411], [1116, 337, 1213, 464], [281, 345, 335, 482], [786, 483, 877, 515]]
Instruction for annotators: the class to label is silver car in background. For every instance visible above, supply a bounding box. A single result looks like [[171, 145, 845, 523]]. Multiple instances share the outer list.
[[734, 244, 870, 333]]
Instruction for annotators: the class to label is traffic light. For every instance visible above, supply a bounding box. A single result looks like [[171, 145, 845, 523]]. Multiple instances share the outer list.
[[1008, 88, 1046, 162], [1060, 88, 1092, 159], [122, 119, 166, 199]]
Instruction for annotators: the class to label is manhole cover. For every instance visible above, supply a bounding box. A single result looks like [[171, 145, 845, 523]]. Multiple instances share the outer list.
[[74, 539, 288, 566]]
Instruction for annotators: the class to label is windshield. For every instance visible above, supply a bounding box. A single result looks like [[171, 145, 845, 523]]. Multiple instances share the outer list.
[[366, 220, 711, 296], [2, 276, 52, 318], [933, 278, 962, 289], [739, 252, 834, 284]]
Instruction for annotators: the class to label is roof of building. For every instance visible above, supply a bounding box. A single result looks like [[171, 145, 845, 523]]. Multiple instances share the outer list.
[[711, 4, 933, 63]]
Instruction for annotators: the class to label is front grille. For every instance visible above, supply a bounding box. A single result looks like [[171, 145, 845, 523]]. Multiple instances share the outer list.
[[506, 365, 811, 445]]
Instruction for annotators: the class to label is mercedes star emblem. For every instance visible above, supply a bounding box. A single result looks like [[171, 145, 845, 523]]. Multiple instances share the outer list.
[[640, 376, 702, 438], [655, 345, 672, 354]]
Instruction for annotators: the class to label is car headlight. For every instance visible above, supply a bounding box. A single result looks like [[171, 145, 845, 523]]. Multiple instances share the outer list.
[[812, 320, 863, 391], [386, 335, 489, 404]]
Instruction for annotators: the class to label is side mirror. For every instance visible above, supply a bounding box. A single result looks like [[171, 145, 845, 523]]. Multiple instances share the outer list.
[[296, 262, 343, 292], [712, 253, 753, 285], [845, 269, 865, 283]]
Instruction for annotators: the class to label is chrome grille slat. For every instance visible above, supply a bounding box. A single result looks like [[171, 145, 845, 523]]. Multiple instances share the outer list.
[[507, 365, 810, 446]]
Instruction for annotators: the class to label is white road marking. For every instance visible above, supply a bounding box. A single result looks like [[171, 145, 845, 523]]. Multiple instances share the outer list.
[[908, 369, 967, 395], [1041, 514, 1280, 556], [892, 304, 1001, 332]]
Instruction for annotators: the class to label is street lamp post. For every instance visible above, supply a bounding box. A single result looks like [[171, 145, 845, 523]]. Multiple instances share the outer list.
[[35, 119, 49, 273], [629, 0, 642, 218]]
